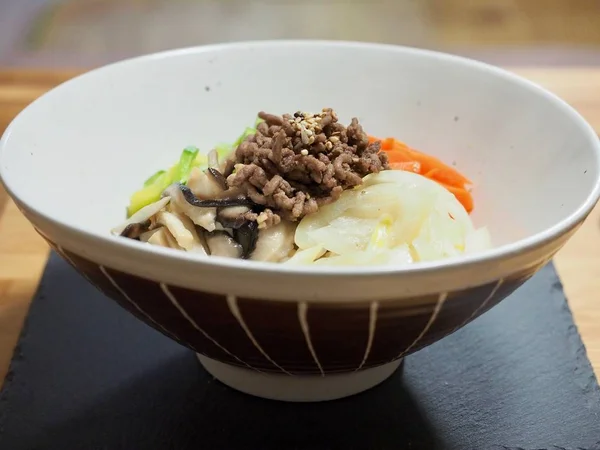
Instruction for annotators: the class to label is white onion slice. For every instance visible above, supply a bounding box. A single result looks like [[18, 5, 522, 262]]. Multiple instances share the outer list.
[[294, 170, 490, 266]]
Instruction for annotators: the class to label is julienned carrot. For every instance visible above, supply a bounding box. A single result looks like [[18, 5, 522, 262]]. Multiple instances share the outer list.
[[423, 168, 471, 188], [381, 137, 396, 151], [390, 161, 421, 173], [372, 136, 471, 185], [383, 141, 413, 164], [407, 149, 472, 185], [385, 148, 413, 164], [440, 183, 474, 214], [370, 135, 475, 213]]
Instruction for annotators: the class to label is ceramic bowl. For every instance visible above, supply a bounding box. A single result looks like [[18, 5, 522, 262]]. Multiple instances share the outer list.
[[2, 41, 599, 402]]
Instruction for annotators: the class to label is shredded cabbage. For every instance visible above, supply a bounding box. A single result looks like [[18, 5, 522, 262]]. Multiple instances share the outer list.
[[292, 170, 491, 266]]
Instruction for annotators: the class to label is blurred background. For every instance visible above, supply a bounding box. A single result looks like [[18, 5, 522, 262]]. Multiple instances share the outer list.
[[2, 0, 600, 68]]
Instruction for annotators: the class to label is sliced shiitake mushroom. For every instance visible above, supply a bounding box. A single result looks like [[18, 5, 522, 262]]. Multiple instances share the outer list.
[[139, 228, 160, 243], [163, 184, 217, 232], [163, 183, 256, 231], [120, 221, 149, 239], [207, 148, 219, 169], [233, 221, 259, 259], [179, 184, 255, 208], [155, 210, 208, 254], [216, 205, 251, 229], [112, 196, 171, 237], [187, 166, 226, 200], [222, 157, 236, 178], [205, 231, 243, 259], [140, 227, 183, 250], [207, 168, 228, 190], [250, 221, 296, 262]]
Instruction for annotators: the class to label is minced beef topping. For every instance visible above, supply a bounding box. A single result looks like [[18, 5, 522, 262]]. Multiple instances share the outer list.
[[226, 108, 389, 223]]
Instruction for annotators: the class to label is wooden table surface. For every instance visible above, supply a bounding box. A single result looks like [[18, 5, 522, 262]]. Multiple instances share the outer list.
[[1, 67, 599, 388]]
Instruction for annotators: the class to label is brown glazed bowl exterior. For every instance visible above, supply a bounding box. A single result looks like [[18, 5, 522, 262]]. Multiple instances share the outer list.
[[34, 223, 568, 376]]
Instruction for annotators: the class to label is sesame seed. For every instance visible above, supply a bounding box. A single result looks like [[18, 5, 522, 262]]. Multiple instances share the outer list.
[[308, 136, 315, 144], [300, 149, 309, 156], [305, 129, 313, 136], [301, 129, 309, 145], [329, 136, 339, 144], [325, 141, 333, 150]]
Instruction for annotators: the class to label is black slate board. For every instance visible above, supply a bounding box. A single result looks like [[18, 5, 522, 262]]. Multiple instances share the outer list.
[[0, 253, 599, 450]]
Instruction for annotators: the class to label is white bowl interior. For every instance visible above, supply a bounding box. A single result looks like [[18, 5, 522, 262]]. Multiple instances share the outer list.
[[1, 42, 599, 251]]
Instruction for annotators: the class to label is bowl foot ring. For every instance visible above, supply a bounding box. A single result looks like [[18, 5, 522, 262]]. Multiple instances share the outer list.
[[197, 354, 402, 402]]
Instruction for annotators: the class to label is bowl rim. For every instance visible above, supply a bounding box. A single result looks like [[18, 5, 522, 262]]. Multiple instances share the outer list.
[[2, 39, 600, 278]]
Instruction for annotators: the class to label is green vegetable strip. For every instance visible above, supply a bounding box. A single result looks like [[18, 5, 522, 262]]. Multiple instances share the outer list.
[[177, 146, 199, 184], [143, 170, 166, 187], [193, 153, 208, 168], [128, 169, 172, 217], [215, 143, 233, 161], [233, 127, 258, 148], [127, 116, 260, 217]]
